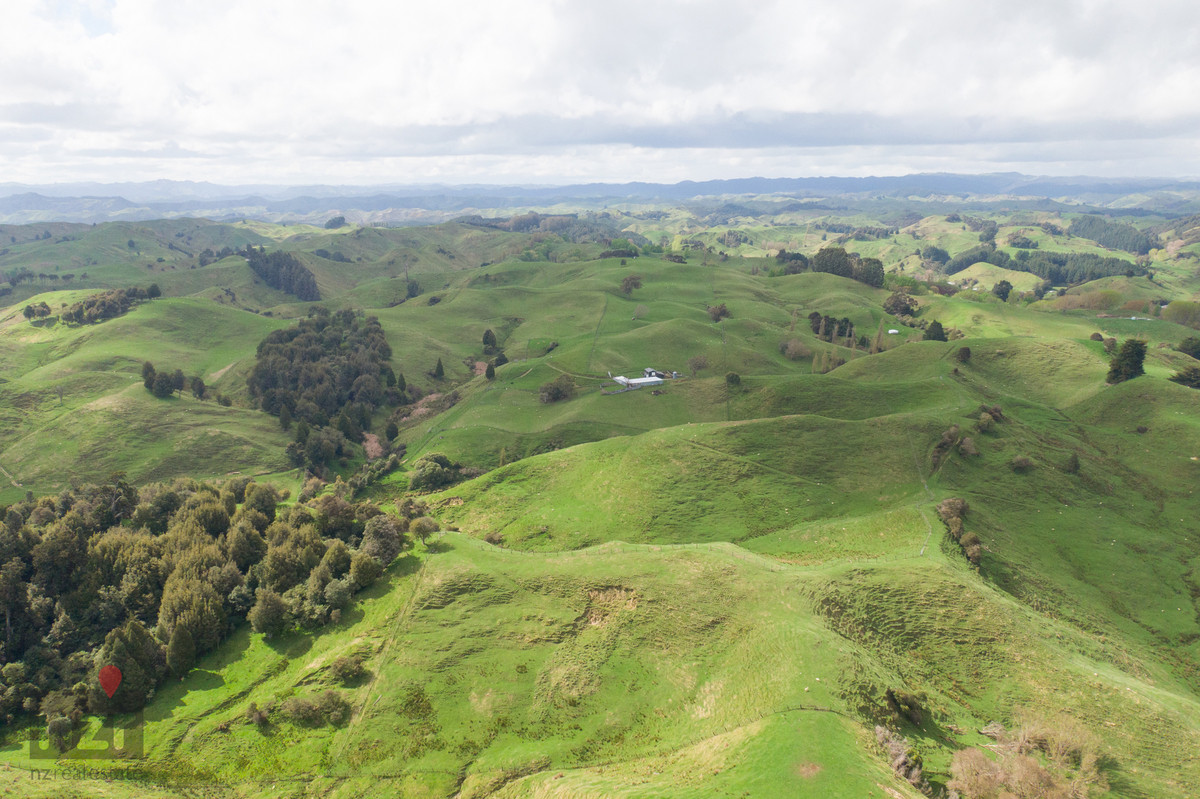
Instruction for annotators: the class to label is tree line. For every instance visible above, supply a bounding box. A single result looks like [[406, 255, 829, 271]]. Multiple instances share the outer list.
[[773, 246, 884, 287], [1067, 214, 1157, 255], [944, 243, 1142, 285], [22, 285, 161, 325]]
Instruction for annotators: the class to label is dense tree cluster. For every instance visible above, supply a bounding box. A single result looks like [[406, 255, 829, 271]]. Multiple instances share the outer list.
[[774, 249, 809, 274], [312, 249, 351, 263], [247, 309, 398, 470], [245, 247, 321, 301], [808, 311, 855, 344], [0, 474, 410, 735], [944, 243, 1142, 284], [197, 246, 235, 267], [141, 362, 189, 399], [808, 247, 884, 287], [883, 291, 918, 317], [21, 302, 51, 320], [1067, 214, 1157, 255], [56, 285, 159, 325]]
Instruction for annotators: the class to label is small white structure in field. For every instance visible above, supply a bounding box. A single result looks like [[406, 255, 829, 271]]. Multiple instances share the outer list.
[[609, 372, 663, 389], [888, 329, 900, 335]]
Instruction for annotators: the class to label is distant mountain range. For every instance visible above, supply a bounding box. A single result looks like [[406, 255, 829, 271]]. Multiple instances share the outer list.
[[3, 173, 1200, 224]]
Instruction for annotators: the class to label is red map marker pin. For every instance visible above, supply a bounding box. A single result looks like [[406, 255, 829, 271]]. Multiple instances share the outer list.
[[99, 665, 123, 698]]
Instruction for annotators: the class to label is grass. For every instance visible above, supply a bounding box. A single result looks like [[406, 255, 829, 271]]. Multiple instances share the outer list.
[[4, 214, 1200, 797]]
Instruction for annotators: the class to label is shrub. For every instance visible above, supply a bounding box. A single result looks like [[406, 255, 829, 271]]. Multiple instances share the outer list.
[[538, 374, 575, 403], [936, 498, 969, 523], [1169, 365, 1200, 388], [1178, 336, 1200, 359], [706, 303, 730, 322], [315, 690, 351, 725], [281, 693, 347, 727], [725, 372, 741, 387], [329, 654, 366, 684], [883, 291, 917, 316], [1010, 455, 1034, 472], [780, 338, 811, 360], [958, 436, 979, 456], [408, 453, 455, 490], [246, 702, 270, 727], [874, 726, 928, 791], [1089, 332, 1104, 341], [954, 346, 971, 363]]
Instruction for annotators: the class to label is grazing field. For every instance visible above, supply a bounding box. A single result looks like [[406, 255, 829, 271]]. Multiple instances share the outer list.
[[2, 208, 1200, 797]]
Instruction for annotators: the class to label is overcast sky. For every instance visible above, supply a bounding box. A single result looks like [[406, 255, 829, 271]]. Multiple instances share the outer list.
[[4, 0, 1200, 186]]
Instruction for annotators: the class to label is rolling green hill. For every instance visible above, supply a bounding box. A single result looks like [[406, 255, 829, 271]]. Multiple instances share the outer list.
[[3, 212, 1200, 798]]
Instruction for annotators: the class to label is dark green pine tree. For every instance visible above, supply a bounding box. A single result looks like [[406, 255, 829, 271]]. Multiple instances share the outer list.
[[485, 363, 496, 380], [166, 624, 196, 678], [434, 358, 444, 379], [142, 361, 156, 390], [1107, 339, 1147, 384], [923, 320, 947, 342], [87, 620, 165, 714], [482, 329, 497, 351]]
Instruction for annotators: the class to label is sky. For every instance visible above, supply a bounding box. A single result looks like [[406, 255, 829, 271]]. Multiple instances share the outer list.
[[4, 0, 1200, 186]]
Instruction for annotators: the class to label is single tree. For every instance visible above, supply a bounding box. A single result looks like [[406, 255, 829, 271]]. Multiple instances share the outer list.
[[687, 355, 709, 376], [538, 374, 575, 403], [142, 361, 157, 389], [1177, 336, 1200, 360], [725, 372, 741, 387], [707, 303, 730, 322], [166, 625, 196, 678], [923, 320, 947, 342], [1169, 365, 1200, 388], [883, 291, 917, 316], [248, 588, 288, 637], [812, 246, 853, 277], [147, 283, 162, 298], [361, 515, 406, 564], [992, 280, 1013, 302], [191, 376, 206, 400], [278, 404, 292, 430], [433, 358, 444, 379], [152, 372, 175, 398], [485, 362, 496, 380], [1107, 339, 1147, 384], [385, 421, 399, 440], [482, 329, 498, 351], [620, 274, 643, 296]]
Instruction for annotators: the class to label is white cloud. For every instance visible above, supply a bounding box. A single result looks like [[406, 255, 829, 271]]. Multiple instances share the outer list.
[[3, 0, 1200, 183]]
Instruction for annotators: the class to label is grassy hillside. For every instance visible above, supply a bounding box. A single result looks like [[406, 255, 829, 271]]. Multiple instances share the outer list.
[[0, 295, 292, 501], [3, 213, 1200, 797]]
